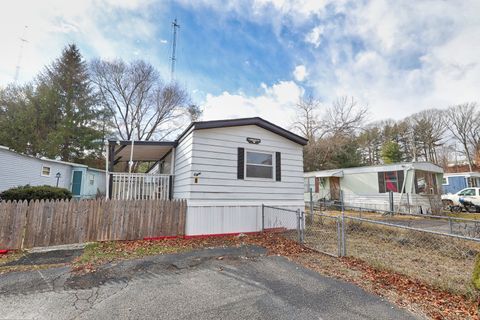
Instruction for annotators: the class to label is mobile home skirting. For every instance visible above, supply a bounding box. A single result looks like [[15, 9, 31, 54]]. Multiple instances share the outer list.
[[184, 203, 302, 236]]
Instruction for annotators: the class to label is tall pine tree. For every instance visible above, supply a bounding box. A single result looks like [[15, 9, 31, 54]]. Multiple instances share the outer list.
[[36, 44, 106, 163], [0, 44, 108, 166]]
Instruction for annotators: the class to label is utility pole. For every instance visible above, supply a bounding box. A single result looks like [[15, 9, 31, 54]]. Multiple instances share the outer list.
[[14, 26, 28, 83], [170, 18, 180, 81]]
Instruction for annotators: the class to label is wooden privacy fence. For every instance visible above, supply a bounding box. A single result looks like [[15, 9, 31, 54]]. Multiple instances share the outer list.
[[0, 199, 187, 250]]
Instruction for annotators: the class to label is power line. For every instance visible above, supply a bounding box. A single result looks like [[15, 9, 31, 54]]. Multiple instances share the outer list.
[[170, 18, 180, 82]]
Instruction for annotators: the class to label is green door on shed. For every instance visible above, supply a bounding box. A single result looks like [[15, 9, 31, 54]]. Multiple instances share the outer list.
[[72, 171, 82, 196]]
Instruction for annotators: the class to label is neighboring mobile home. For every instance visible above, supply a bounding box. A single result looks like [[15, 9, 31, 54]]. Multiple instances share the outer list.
[[442, 172, 480, 194], [106, 117, 308, 236], [0, 146, 105, 199], [304, 162, 444, 214]]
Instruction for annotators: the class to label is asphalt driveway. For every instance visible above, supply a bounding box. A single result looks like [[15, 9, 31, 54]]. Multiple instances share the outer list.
[[0, 246, 418, 320]]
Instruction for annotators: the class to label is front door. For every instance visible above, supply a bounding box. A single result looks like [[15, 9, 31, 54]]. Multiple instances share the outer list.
[[330, 177, 340, 200], [72, 171, 83, 196]]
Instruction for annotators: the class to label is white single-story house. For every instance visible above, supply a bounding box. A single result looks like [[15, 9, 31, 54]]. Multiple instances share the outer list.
[[106, 117, 308, 236], [0, 145, 106, 199], [304, 162, 444, 214], [442, 172, 480, 194]]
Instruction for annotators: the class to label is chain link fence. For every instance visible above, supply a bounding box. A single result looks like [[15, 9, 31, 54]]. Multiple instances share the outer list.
[[317, 203, 480, 239], [264, 204, 480, 296], [343, 216, 480, 295], [262, 205, 302, 242]]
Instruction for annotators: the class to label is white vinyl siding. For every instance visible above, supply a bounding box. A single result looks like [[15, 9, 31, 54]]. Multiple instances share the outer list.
[[0, 148, 72, 192], [173, 128, 194, 199], [187, 125, 304, 206]]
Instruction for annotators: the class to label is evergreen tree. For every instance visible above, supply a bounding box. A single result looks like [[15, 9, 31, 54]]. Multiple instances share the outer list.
[[381, 141, 403, 164], [36, 44, 105, 163], [0, 44, 108, 166]]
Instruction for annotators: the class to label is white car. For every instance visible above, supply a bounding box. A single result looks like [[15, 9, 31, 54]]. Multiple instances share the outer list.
[[442, 187, 480, 212]]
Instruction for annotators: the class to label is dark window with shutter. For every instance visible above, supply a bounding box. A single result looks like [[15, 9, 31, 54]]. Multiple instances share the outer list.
[[378, 172, 386, 193], [275, 152, 281, 181], [315, 177, 319, 193], [397, 170, 405, 193], [237, 148, 245, 179]]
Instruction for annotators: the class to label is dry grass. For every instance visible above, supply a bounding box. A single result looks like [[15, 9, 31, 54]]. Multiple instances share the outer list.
[[302, 217, 480, 297]]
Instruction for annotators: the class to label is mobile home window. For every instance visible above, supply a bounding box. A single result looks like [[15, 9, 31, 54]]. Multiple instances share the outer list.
[[245, 151, 273, 179], [467, 177, 479, 188], [414, 170, 438, 194], [89, 174, 95, 185], [41, 165, 51, 177], [384, 171, 398, 192], [442, 177, 448, 185]]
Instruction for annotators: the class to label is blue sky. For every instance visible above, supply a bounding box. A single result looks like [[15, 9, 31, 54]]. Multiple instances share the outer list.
[[1, 0, 479, 127]]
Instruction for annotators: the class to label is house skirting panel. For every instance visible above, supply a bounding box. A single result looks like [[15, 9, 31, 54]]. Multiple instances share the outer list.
[[185, 204, 302, 236]]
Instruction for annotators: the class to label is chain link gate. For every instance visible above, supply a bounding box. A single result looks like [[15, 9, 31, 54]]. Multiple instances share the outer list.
[[262, 205, 342, 257]]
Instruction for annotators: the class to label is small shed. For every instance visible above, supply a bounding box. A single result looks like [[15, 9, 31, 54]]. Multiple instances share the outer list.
[[0, 145, 105, 199], [304, 162, 444, 214], [442, 172, 480, 194], [106, 117, 308, 236]]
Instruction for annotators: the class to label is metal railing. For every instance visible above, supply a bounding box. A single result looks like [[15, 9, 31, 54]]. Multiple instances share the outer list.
[[111, 173, 171, 200]]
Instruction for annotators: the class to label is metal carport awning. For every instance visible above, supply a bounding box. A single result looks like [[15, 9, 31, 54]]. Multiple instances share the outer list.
[[108, 140, 177, 164], [312, 170, 344, 178]]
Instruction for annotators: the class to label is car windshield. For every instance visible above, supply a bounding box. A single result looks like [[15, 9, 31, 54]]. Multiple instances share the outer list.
[[459, 189, 476, 196]]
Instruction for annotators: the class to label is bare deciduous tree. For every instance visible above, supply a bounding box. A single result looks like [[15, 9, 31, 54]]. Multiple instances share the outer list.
[[408, 109, 446, 163], [445, 103, 480, 171], [90, 59, 188, 141], [321, 96, 368, 136], [291, 95, 321, 141]]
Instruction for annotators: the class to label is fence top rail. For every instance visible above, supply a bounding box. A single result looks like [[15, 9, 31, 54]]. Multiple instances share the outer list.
[[262, 204, 299, 214], [112, 173, 172, 177], [322, 203, 480, 224], [345, 215, 480, 243]]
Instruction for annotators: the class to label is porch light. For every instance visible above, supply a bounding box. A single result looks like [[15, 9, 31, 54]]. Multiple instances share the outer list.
[[55, 172, 61, 187]]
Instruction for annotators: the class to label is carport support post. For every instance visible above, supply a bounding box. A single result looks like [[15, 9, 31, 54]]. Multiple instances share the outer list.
[[309, 188, 314, 224]]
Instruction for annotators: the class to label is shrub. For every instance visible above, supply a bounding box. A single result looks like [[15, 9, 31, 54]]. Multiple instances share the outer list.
[[0, 185, 73, 202]]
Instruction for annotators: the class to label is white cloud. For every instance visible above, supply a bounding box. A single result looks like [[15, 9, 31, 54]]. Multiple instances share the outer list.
[[0, 0, 157, 85], [305, 25, 324, 48], [306, 0, 480, 120], [184, 0, 480, 121], [293, 65, 308, 81], [202, 81, 304, 127]]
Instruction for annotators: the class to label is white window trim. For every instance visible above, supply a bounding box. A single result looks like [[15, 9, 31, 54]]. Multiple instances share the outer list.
[[244, 149, 275, 181], [442, 177, 449, 185], [41, 165, 51, 177]]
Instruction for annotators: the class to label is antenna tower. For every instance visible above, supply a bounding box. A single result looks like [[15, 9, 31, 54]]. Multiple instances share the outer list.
[[170, 18, 180, 81], [14, 25, 28, 83]]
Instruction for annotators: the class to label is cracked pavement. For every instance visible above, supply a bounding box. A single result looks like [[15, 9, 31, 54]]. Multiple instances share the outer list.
[[0, 246, 418, 320]]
